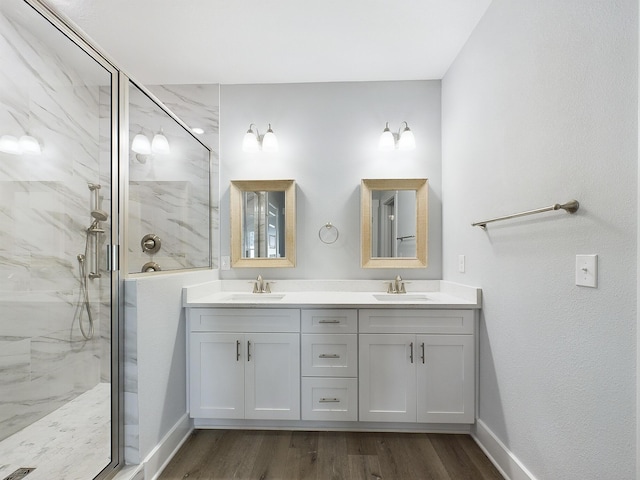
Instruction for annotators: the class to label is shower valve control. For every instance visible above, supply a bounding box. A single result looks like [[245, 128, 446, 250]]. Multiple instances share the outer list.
[[141, 234, 161, 254]]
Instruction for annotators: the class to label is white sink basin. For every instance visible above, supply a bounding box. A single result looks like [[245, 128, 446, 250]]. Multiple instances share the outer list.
[[224, 293, 286, 302], [372, 293, 431, 302]]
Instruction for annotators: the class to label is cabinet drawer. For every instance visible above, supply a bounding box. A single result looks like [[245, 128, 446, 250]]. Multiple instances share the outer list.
[[188, 308, 300, 333], [301, 309, 357, 333], [301, 334, 357, 377], [359, 309, 473, 334], [301, 377, 358, 421]]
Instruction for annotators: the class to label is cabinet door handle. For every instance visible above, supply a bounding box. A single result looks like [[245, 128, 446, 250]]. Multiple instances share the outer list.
[[319, 397, 340, 403], [421, 342, 425, 364], [319, 353, 340, 359], [247, 340, 251, 361], [319, 319, 340, 324], [409, 342, 414, 363], [236, 340, 241, 361]]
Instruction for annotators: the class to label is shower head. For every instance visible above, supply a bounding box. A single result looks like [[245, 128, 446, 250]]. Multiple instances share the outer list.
[[91, 209, 109, 222]]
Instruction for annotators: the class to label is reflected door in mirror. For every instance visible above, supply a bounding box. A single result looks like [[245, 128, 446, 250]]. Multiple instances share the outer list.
[[242, 191, 286, 258], [371, 190, 417, 258]]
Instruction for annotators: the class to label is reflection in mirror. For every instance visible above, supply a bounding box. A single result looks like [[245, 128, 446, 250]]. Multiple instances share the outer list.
[[231, 180, 296, 267], [361, 179, 428, 268], [241, 190, 286, 258], [371, 189, 417, 258], [128, 81, 211, 274]]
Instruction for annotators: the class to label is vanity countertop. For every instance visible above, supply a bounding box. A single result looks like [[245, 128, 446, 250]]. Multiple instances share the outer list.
[[183, 280, 481, 310]]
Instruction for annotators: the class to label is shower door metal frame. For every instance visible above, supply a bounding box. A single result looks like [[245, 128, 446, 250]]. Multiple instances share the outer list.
[[22, 1, 124, 478]]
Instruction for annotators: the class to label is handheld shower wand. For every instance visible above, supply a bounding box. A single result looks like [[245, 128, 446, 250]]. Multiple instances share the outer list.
[[73, 184, 109, 340]]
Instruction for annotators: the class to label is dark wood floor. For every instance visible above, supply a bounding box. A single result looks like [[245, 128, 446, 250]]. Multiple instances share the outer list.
[[158, 430, 504, 480]]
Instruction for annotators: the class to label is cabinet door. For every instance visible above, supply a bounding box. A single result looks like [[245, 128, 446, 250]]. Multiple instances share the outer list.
[[245, 333, 300, 420], [190, 333, 244, 419], [416, 335, 474, 423], [359, 334, 416, 422]]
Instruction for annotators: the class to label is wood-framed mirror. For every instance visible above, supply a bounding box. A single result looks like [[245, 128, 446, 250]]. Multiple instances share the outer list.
[[230, 179, 296, 268], [361, 178, 428, 268]]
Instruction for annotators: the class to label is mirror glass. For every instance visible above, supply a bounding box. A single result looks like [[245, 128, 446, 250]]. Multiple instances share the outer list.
[[371, 189, 417, 258], [241, 190, 286, 258], [231, 180, 296, 267], [361, 178, 428, 268]]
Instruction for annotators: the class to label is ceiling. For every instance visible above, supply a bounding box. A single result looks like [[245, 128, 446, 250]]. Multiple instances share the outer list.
[[45, 0, 492, 85]]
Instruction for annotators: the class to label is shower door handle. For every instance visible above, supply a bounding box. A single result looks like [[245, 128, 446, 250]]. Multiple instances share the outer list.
[[107, 244, 119, 272]]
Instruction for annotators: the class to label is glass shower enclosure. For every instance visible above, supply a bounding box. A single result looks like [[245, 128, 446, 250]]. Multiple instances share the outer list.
[[0, 0, 119, 479], [1, 1, 213, 478]]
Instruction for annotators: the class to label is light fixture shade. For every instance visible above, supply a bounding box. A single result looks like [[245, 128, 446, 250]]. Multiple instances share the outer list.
[[262, 124, 278, 153], [151, 131, 171, 155], [398, 127, 416, 151], [19, 135, 41, 155], [379, 123, 395, 151], [242, 129, 260, 153], [0, 135, 21, 155], [131, 133, 151, 154]]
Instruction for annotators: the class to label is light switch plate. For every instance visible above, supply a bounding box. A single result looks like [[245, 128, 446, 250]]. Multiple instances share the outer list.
[[458, 255, 465, 273], [221, 255, 230, 271], [575, 254, 597, 288]]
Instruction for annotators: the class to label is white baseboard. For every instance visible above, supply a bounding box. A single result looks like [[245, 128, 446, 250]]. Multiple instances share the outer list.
[[472, 419, 537, 480], [141, 413, 193, 480]]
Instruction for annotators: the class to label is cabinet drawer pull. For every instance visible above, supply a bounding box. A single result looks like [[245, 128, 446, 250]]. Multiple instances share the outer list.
[[236, 340, 241, 361], [247, 340, 251, 361], [319, 319, 340, 324], [319, 353, 340, 359], [409, 342, 414, 364], [319, 397, 340, 403], [421, 342, 425, 364]]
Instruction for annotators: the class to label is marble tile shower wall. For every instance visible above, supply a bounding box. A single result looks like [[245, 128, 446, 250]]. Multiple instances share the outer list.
[[0, 7, 110, 441], [145, 84, 220, 271]]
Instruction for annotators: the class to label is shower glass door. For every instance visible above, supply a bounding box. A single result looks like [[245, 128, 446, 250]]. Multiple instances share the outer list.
[[0, 1, 120, 479]]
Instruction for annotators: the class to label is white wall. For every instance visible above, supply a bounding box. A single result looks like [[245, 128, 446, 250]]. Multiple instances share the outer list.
[[219, 81, 442, 280], [442, 1, 637, 479]]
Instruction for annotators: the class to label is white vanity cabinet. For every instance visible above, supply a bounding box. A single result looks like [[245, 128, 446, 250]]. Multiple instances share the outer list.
[[185, 297, 479, 429], [359, 309, 475, 424], [188, 308, 300, 420], [300, 309, 358, 421]]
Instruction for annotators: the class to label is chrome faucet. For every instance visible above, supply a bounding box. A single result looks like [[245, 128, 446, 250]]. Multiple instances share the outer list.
[[387, 275, 406, 294], [252, 274, 271, 293]]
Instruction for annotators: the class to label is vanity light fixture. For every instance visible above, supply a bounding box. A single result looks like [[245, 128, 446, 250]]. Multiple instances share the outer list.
[[242, 123, 279, 153], [379, 123, 395, 151], [242, 124, 260, 153], [262, 124, 279, 152], [378, 121, 416, 151]]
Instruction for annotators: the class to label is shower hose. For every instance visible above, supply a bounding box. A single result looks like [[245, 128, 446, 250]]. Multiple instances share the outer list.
[[73, 232, 95, 340]]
